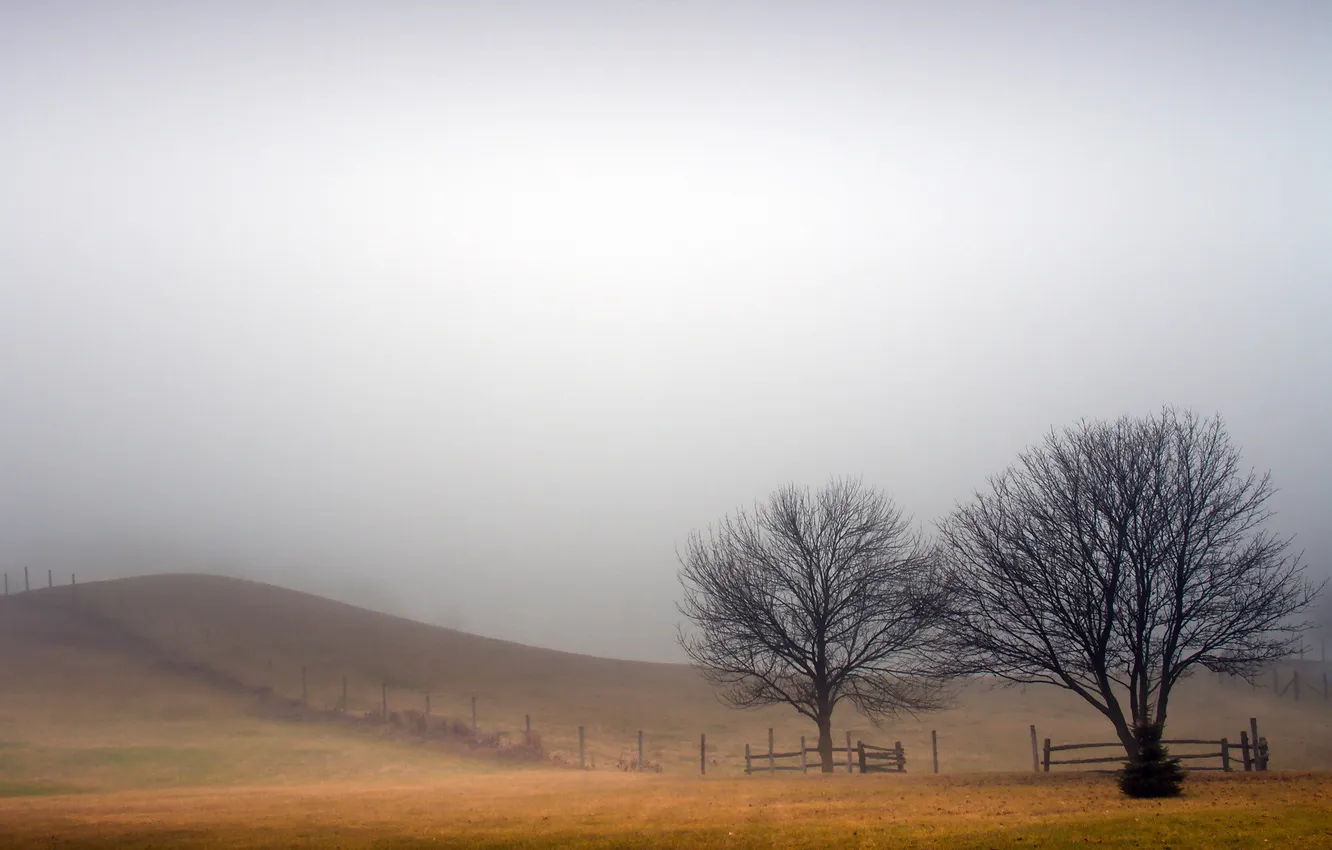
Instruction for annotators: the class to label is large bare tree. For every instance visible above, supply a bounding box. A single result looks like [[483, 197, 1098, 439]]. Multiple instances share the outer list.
[[939, 409, 1321, 760], [677, 478, 954, 772]]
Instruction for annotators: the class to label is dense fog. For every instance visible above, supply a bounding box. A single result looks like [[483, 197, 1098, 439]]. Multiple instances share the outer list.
[[3, 1, 1329, 660]]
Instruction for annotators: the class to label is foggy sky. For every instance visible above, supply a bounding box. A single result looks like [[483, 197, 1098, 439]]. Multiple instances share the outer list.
[[3, 1, 1329, 660]]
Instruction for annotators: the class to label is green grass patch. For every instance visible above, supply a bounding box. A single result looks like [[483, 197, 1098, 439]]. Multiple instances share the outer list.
[[943, 805, 1332, 848], [0, 781, 86, 798]]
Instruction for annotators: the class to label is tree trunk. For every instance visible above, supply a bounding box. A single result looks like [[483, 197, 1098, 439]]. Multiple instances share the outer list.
[[816, 711, 834, 774], [1095, 681, 1140, 762], [1112, 715, 1140, 762]]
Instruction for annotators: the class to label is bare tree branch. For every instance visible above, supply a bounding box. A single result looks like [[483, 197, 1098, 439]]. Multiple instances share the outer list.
[[677, 477, 954, 771], [939, 408, 1322, 759]]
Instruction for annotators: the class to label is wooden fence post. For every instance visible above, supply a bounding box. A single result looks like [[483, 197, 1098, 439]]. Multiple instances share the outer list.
[[768, 728, 775, 776], [846, 731, 853, 773], [700, 733, 706, 775], [1220, 738, 1230, 771], [1030, 725, 1039, 773], [25, 566, 30, 592], [1250, 718, 1261, 771], [800, 736, 807, 773], [525, 714, 532, 748], [1042, 738, 1051, 773], [638, 729, 644, 770], [578, 725, 586, 769], [745, 743, 751, 775], [47, 569, 52, 588], [1240, 730, 1252, 771], [894, 740, 903, 772], [858, 740, 866, 774], [931, 730, 939, 774], [1293, 670, 1301, 701]]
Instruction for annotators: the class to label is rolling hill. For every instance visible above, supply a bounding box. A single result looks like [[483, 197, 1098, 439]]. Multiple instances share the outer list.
[[2, 573, 1329, 794]]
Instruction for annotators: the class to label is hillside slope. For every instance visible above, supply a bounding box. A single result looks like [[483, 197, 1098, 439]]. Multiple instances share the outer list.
[[13, 573, 710, 723], [3, 573, 1330, 780]]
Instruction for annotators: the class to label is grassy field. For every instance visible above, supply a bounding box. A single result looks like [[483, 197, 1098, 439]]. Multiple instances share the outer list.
[[2, 574, 1331, 846], [0, 771, 1328, 848]]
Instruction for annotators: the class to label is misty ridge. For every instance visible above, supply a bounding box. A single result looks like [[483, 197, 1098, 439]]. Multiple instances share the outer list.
[[2, 2, 1329, 668]]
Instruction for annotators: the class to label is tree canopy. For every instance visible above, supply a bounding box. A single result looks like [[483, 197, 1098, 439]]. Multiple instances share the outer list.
[[938, 408, 1320, 759], [677, 478, 954, 771]]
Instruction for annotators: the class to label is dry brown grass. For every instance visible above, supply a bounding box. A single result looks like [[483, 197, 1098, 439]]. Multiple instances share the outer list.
[[0, 770, 1328, 848]]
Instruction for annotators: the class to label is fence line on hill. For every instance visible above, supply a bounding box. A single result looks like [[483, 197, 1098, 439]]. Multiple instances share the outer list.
[[0, 576, 1290, 776]]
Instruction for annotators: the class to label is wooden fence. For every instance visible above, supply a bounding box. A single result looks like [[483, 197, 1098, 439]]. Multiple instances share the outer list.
[[1272, 669, 1329, 702], [1210, 664, 1330, 704], [1028, 718, 1271, 774], [1039, 729, 1269, 774], [743, 729, 908, 775], [857, 740, 906, 773], [1042, 738, 1232, 773]]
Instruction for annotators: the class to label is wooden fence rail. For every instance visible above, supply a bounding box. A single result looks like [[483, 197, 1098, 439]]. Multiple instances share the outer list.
[[1033, 718, 1268, 774], [1251, 667, 1331, 703], [743, 729, 908, 775], [857, 740, 906, 773], [1042, 738, 1233, 772]]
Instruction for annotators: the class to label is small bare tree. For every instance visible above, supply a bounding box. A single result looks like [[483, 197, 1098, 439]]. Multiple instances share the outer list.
[[677, 478, 954, 772], [939, 409, 1321, 761]]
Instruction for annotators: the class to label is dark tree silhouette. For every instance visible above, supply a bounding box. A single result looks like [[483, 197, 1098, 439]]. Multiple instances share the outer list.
[[1119, 722, 1184, 798], [939, 408, 1321, 761], [677, 478, 954, 772]]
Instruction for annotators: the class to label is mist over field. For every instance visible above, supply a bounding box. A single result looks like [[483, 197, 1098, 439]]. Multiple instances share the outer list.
[[3, 1, 1330, 661]]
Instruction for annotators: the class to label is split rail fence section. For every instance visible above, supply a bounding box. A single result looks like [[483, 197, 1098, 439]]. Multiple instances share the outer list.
[[1270, 668, 1330, 702], [1034, 718, 1270, 774], [743, 728, 910, 775]]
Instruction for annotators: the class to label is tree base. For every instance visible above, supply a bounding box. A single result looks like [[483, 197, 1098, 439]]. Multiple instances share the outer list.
[[1118, 722, 1185, 798]]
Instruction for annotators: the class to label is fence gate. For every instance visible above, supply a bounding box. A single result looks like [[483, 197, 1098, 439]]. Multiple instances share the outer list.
[[743, 729, 907, 775], [857, 740, 906, 773]]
